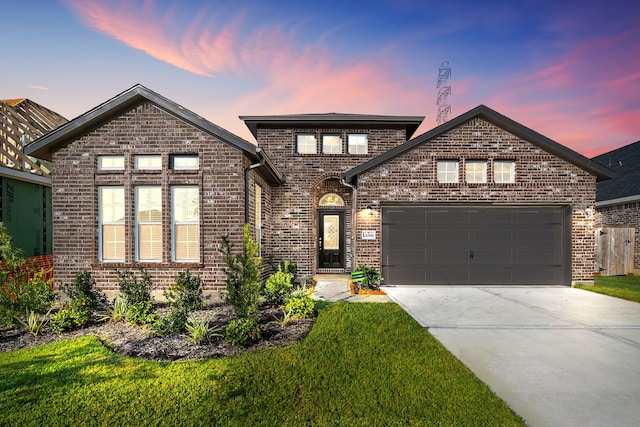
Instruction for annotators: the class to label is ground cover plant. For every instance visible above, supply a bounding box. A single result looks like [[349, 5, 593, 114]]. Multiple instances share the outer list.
[[0, 303, 525, 426], [575, 275, 640, 302]]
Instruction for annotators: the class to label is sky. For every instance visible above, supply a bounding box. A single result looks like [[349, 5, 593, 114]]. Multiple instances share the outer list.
[[2, 0, 638, 157]]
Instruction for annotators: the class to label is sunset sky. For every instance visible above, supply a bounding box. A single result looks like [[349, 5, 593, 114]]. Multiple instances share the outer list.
[[3, 0, 638, 157]]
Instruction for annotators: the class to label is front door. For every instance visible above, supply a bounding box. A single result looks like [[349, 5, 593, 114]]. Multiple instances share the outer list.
[[318, 211, 344, 268]]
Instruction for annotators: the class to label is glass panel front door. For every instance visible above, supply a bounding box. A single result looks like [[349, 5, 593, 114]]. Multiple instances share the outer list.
[[319, 211, 344, 268]]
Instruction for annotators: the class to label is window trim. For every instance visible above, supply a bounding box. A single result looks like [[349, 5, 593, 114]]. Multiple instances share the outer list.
[[322, 134, 342, 154], [170, 154, 199, 170], [98, 186, 125, 262], [135, 186, 163, 262], [465, 160, 487, 184], [494, 160, 516, 183], [171, 186, 200, 262], [296, 133, 317, 154], [437, 160, 459, 183], [347, 133, 368, 154], [97, 155, 125, 171], [134, 154, 162, 170]]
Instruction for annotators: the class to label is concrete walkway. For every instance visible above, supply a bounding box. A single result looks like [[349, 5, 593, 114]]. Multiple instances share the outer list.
[[312, 274, 390, 303], [384, 286, 640, 427]]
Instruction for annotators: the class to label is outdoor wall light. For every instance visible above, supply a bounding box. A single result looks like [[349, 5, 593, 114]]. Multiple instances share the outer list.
[[366, 205, 373, 215]]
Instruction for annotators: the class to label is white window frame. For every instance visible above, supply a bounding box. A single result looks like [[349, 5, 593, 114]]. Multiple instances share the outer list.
[[296, 134, 317, 154], [170, 154, 199, 170], [347, 134, 368, 154], [98, 155, 125, 171], [98, 186, 125, 262], [465, 160, 487, 183], [437, 160, 459, 183], [171, 186, 200, 262], [494, 160, 516, 183], [135, 186, 163, 262], [134, 155, 162, 170], [322, 134, 342, 154]]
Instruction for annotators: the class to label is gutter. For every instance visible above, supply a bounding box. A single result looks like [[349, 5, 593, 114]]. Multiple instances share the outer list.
[[244, 147, 265, 224]]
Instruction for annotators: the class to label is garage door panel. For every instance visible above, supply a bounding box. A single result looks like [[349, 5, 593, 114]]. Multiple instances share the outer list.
[[382, 205, 569, 286]]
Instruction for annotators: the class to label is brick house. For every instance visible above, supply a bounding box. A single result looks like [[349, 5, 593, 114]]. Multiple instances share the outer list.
[[26, 85, 613, 290], [592, 141, 640, 275]]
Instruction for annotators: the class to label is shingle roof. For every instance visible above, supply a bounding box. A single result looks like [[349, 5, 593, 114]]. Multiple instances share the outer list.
[[592, 140, 640, 202], [240, 112, 425, 140], [342, 105, 615, 183], [23, 84, 285, 185]]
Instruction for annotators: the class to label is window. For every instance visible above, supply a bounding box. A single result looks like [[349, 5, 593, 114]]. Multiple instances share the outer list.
[[98, 187, 125, 262], [296, 134, 317, 154], [437, 160, 459, 183], [347, 134, 368, 154], [135, 186, 162, 261], [494, 160, 516, 183], [322, 135, 342, 154], [318, 193, 345, 207], [172, 186, 199, 262], [170, 154, 199, 170], [98, 155, 125, 170], [255, 185, 262, 256], [134, 155, 162, 170], [466, 160, 487, 183]]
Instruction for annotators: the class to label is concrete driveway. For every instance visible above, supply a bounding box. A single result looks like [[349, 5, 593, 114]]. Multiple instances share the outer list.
[[383, 286, 640, 427]]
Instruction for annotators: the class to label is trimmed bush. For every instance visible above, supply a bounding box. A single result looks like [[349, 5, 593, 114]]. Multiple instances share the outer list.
[[50, 271, 105, 333], [285, 292, 315, 318], [117, 268, 158, 325], [224, 317, 261, 347], [264, 270, 293, 305]]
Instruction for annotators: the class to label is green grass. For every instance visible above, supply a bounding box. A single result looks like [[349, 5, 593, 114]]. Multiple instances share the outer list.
[[575, 275, 640, 302], [0, 303, 524, 426]]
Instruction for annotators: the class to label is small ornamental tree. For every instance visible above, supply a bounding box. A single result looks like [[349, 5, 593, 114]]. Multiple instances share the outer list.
[[220, 224, 262, 321]]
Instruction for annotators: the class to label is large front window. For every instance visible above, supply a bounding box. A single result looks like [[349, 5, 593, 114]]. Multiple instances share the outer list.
[[172, 186, 199, 262], [98, 187, 125, 262], [136, 186, 162, 262]]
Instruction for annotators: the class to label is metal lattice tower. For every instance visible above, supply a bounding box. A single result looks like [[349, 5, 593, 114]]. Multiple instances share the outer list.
[[436, 61, 451, 125]]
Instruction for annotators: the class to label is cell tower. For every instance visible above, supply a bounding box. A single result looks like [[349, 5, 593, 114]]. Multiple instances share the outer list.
[[436, 61, 451, 125]]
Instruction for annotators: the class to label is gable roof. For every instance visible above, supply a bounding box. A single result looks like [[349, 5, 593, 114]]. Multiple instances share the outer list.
[[24, 84, 285, 184], [240, 112, 425, 140], [592, 140, 640, 204], [342, 104, 615, 183]]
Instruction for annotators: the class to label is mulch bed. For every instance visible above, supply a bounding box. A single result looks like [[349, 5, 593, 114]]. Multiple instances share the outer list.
[[0, 302, 314, 361]]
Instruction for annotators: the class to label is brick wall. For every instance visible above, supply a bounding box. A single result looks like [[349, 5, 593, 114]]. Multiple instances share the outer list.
[[596, 202, 640, 270], [355, 118, 597, 282], [257, 127, 408, 276], [52, 103, 249, 291]]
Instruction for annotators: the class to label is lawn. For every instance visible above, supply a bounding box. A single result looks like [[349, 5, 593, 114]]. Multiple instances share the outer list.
[[575, 275, 640, 302], [0, 303, 524, 426]]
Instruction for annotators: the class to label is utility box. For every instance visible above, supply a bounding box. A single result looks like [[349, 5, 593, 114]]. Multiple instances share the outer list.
[[0, 176, 52, 256]]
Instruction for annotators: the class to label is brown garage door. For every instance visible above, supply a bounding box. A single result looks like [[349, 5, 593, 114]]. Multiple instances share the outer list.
[[382, 205, 571, 285]]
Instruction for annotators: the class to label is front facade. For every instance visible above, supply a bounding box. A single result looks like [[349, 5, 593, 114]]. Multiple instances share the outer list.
[[26, 85, 613, 290]]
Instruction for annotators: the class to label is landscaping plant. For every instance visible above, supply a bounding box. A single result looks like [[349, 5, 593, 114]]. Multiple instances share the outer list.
[[0, 224, 55, 326], [117, 268, 158, 325], [182, 315, 220, 345], [284, 291, 315, 318], [357, 264, 383, 290], [51, 271, 106, 333], [263, 269, 293, 305], [220, 224, 262, 320], [153, 270, 206, 336], [223, 317, 261, 347]]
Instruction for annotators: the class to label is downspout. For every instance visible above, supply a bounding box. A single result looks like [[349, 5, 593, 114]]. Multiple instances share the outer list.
[[340, 177, 357, 272], [244, 148, 265, 224]]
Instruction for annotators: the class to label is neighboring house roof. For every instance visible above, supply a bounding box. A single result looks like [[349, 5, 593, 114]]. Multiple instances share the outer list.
[[592, 140, 640, 204], [240, 112, 425, 140], [24, 84, 285, 185], [342, 105, 615, 183], [0, 97, 67, 181]]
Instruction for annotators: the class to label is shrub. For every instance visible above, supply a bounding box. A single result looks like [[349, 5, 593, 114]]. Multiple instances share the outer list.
[[284, 292, 315, 318], [50, 303, 91, 333], [264, 270, 293, 305], [0, 224, 54, 326], [220, 224, 261, 320], [357, 265, 383, 290], [153, 270, 206, 336], [224, 317, 261, 347], [50, 271, 106, 333], [117, 268, 158, 325]]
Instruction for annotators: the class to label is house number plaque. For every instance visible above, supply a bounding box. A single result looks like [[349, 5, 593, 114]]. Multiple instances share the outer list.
[[361, 230, 376, 240]]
